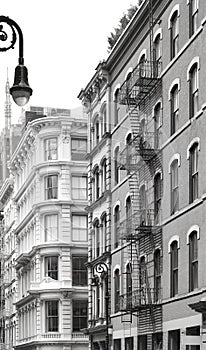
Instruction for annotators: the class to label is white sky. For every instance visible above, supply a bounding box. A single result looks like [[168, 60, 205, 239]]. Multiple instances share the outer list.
[[0, 0, 135, 125]]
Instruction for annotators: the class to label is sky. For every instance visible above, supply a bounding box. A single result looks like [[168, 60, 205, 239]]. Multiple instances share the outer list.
[[0, 0, 136, 126]]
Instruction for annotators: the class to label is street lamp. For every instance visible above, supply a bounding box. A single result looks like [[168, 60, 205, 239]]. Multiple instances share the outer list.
[[93, 261, 110, 350], [0, 16, 32, 106]]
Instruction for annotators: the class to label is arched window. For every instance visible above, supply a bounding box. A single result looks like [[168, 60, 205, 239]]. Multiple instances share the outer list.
[[101, 158, 107, 193], [114, 89, 120, 126], [114, 147, 120, 185], [126, 133, 132, 172], [93, 167, 100, 201], [154, 34, 161, 63], [189, 64, 198, 118], [114, 205, 120, 248], [170, 240, 178, 297], [94, 220, 100, 258], [114, 269, 120, 312], [140, 185, 146, 224], [170, 84, 179, 135], [126, 196, 132, 234], [170, 159, 179, 214], [139, 54, 146, 77], [101, 213, 107, 253], [101, 104, 107, 135], [126, 263, 132, 307], [154, 173, 161, 224], [170, 11, 179, 59], [189, 231, 198, 291], [189, 0, 198, 37], [154, 102, 161, 149], [93, 115, 100, 146], [154, 249, 161, 301], [140, 256, 146, 289], [189, 143, 198, 203]]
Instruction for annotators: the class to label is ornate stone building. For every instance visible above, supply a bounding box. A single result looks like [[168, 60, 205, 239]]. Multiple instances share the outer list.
[[0, 109, 89, 350]]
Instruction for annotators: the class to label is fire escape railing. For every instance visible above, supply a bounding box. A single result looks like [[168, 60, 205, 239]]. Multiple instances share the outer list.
[[119, 131, 160, 171], [119, 60, 162, 106], [120, 209, 160, 240], [119, 287, 162, 311]]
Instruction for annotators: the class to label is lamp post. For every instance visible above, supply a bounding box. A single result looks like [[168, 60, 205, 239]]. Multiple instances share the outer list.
[[0, 16, 32, 106], [93, 261, 110, 350]]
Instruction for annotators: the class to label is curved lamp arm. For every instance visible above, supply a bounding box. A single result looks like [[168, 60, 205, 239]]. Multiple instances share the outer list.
[[0, 16, 32, 106]]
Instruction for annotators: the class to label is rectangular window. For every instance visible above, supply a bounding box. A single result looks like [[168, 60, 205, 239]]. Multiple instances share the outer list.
[[138, 335, 147, 350], [45, 300, 59, 332], [45, 175, 58, 199], [72, 214, 87, 241], [72, 256, 87, 286], [125, 337, 133, 350], [71, 138, 87, 161], [114, 339, 121, 350], [72, 300, 88, 331], [72, 175, 87, 200], [45, 214, 58, 241], [45, 138, 58, 160], [168, 329, 180, 350], [45, 256, 58, 280]]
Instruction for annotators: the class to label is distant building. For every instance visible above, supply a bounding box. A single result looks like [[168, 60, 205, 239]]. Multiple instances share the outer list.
[[0, 108, 89, 350], [0, 75, 22, 187]]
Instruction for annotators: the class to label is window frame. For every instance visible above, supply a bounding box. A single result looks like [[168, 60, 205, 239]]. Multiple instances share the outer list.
[[114, 147, 120, 185], [44, 214, 58, 242], [72, 300, 88, 332], [170, 84, 179, 135], [170, 11, 179, 59], [72, 255, 87, 286], [114, 205, 120, 248], [71, 138, 87, 161], [189, 231, 198, 291], [154, 173, 162, 224], [72, 214, 88, 242], [189, 143, 198, 203], [44, 137, 58, 161], [45, 174, 58, 200], [45, 256, 58, 280], [154, 249, 161, 301], [72, 175, 87, 200], [189, 64, 199, 118], [114, 269, 120, 313], [45, 300, 59, 333], [170, 240, 178, 297], [170, 160, 179, 215], [189, 0, 198, 37]]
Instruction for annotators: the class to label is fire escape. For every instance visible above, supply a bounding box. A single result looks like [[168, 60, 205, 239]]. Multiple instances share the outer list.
[[118, 1, 163, 348]]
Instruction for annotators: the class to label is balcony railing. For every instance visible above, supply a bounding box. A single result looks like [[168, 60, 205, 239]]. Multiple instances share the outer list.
[[119, 60, 162, 105], [119, 287, 162, 311], [17, 332, 89, 344], [120, 209, 160, 240], [119, 132, 160, 171]]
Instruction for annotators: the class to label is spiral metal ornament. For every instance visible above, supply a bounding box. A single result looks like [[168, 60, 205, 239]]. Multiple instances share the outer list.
[[0, 17, 17, 52], [94, 262, 108, 275]]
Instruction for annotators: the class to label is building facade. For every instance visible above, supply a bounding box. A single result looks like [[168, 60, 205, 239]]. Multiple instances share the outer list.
[[79, 0, 206, 349], [0, 109, 89, 350]]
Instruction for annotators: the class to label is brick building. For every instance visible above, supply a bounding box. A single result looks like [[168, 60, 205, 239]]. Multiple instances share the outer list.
[[79, 0, 206, 349]]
